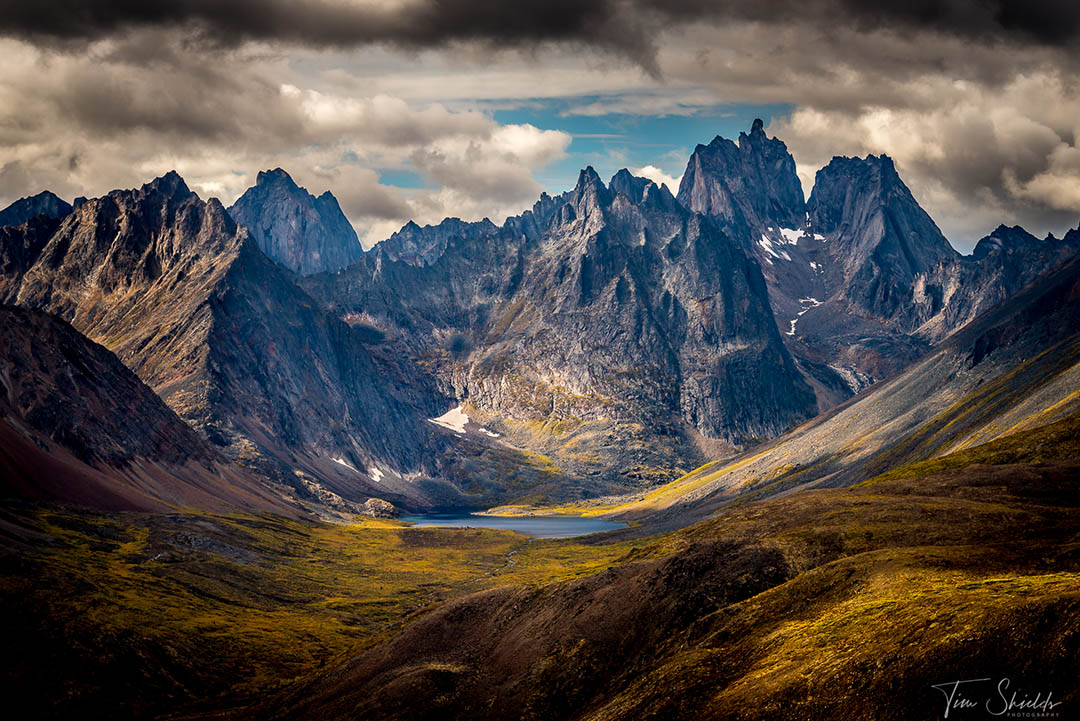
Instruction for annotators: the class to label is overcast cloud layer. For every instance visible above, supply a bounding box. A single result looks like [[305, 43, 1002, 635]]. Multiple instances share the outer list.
[[0, 0, 1078, 249]]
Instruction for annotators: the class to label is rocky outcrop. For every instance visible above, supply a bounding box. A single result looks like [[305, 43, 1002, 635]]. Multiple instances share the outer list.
[[679, 121, 1080, 397], [808, 154, 959, 322], [0, 190, 72, 228], [677, 118, 806, 236], [228, 169, 364, 275]]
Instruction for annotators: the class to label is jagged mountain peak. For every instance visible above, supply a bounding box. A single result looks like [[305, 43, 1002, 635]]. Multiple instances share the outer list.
[[573, 165, 606, 195], [141, 170, 193, 201], [256, 167, 297, 187], [228, 169, 362, 275], [678, 120, 806, 233], [608, 168, 651, 201], [971, 224, 1040, 259]]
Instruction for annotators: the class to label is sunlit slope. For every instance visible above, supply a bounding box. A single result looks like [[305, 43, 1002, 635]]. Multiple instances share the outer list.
[[268, 417, 1080, 721]]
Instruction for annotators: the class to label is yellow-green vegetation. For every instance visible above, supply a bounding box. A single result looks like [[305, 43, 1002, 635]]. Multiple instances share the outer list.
[[0, 505, 656, 720], [591, 448, 774, 516], [856, 409, 1080, 486], [273, 449, 1080, 721]]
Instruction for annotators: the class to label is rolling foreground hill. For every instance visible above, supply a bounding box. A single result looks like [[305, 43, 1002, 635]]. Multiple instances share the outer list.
[[265, 415, 1080, 721]]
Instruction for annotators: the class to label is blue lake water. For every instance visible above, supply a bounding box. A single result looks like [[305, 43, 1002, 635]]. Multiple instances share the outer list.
[[398, 513, 626, 538]]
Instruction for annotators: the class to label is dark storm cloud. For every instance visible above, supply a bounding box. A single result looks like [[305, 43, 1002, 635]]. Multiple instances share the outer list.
[[2, 0, 1079, 65]]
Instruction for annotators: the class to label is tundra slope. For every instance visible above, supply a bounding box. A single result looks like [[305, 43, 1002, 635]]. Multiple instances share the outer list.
[[266, 413, 1080, 721]]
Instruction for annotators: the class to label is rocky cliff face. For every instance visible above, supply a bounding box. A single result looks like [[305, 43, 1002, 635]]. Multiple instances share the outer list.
[[0, 190, 72, 228], [0, 305, 292, 514], [677, 118, 806, 235], [2, 172, 458, 510], [807, 154, 959, 323], [305, 167, 817, 491], [679, 121, 1080, 398], [228, 169, 364, 275]]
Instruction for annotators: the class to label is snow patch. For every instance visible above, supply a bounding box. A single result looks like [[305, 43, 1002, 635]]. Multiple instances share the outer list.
[[331, 456, 358, 472], [785, 297, 823, 337], [429, 405, 469, 434], [368, 466, 384, 483], [778, 227, 803, 245], [810, 261, 821, 271], [479, 428, 501, 438], [758, 234, 791, 261]]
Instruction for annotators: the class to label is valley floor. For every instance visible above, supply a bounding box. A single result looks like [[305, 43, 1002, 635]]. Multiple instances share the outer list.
[[2, 412, 1079, 720]]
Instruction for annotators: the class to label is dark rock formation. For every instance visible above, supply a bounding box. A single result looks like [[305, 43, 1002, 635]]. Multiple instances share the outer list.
[[0, 190, 71, 228], [3, 172, 452, 510], [304, 166, 817, 491], [677, 117, 806, 236], [228, 168, 364, 275], [679, 120, 1080, 399]]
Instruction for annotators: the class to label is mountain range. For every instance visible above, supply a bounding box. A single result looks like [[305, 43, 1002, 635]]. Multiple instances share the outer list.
[[2, 120, 1078, 516]]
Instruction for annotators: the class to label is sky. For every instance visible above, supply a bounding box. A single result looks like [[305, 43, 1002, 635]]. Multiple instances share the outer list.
[[1, 2, 1079, 252]]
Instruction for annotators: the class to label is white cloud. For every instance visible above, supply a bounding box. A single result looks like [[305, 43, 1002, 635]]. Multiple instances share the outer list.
[[630, 165, 681, 192]]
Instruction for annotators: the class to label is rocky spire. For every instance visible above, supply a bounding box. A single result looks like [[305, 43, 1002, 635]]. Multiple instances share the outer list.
[[228, 168, 363, 275], [676, 119, 806, 233]]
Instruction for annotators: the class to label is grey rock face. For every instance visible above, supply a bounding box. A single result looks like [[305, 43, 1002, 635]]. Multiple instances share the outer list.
[[678, 121, 1080, 398], [3, 172, 450, 509], [228, 169, 364, 275], [677, 118, 806, 237], [0, 190, 72, 228], [305, 166, 818, 489], [808, 154, 959, 323]]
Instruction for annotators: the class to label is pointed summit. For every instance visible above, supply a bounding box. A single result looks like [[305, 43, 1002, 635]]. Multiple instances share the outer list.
[[677, 120, 805, 232], [229, 170, 363, 275], [256, 167, 298, 188]]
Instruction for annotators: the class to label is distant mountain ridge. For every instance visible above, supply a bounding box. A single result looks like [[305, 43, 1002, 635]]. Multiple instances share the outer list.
[[0, 172, 469, 512], [0, 190, 71, 228], [228, 168, 364, 275], [302, 165, 818, 495], [2, 123, 1078, 515]]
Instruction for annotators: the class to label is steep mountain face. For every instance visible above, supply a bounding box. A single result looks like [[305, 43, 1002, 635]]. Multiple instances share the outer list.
[[0, 190, 71, 228], [0, 214, 65, 302], [228, 169, 364, 275], [680, 121, 1080, 397], [808, 154, 959, 321], [1, 172, 461, 511], [304, 168, 817, 493], [0, 305, 291, 514]]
